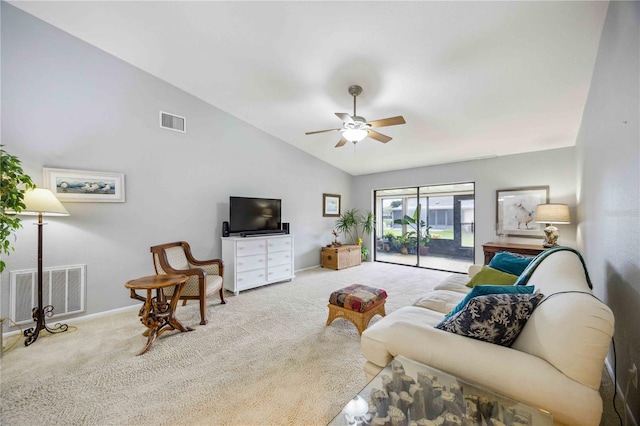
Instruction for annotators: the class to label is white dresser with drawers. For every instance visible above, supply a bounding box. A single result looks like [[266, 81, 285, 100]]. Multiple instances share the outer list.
[[221, 235, 294, 295]]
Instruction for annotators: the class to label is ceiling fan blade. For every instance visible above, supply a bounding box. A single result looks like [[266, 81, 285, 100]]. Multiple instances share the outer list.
[[305, 128, 341, 135], [335, 137, 348, 148], [367, 116, 406, 128], [335, 112, 354, 124], [367, 130, 392, 143]]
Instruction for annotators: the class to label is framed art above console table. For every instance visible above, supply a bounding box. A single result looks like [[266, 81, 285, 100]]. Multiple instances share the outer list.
[[496, 186, 548, 238]]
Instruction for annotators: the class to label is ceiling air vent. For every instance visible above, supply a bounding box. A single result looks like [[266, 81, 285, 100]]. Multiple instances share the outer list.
[[160, 111, 186, 133]]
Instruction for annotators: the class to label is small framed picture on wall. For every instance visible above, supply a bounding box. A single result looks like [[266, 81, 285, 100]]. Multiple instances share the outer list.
[[323, 193, 341, 217]]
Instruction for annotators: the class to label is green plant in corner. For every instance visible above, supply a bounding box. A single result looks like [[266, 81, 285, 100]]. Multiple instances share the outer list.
[[0, 146, 35, 273], [334, 208, 375, 246], [361, 246, 369, 261]]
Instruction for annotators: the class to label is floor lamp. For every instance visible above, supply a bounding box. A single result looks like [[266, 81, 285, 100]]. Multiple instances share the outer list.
[[19, 188, 70, 346]]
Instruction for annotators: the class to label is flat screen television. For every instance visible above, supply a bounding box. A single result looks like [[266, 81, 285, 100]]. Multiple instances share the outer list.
[[229, 196, 282, 235]]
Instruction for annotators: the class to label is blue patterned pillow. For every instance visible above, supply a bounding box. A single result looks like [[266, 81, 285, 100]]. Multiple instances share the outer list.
[[435, 292, 544, 347]]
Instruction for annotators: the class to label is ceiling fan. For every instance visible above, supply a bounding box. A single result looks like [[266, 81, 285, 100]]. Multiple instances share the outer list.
[[305, 85, 406, 148]]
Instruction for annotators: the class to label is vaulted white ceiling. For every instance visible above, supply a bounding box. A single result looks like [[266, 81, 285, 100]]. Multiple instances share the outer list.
[[10, 1, 608, 175]]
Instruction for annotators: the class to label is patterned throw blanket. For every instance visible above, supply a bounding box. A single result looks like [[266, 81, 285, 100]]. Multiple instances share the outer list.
[[514, 246, 593, 289]]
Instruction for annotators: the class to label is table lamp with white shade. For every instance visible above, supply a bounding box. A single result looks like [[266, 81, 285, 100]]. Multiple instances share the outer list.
[[535, 203, 570, 248], [18, 188, 70, 346]]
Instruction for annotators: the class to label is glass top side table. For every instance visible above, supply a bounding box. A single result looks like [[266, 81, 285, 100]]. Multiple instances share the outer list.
[[330, 355, 553, 425]]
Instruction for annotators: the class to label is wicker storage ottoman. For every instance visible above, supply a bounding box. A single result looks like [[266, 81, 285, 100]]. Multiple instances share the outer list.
[[326, 284, 387, 335]]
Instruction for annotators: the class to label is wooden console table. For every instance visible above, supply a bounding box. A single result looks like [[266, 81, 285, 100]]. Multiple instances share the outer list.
[[482, 242, 545, 265]]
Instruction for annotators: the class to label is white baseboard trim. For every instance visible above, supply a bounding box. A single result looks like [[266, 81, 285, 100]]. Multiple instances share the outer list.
[[1, 304, 139, 340], [295, 264, 321, 272], [605, 357, 639, 426]]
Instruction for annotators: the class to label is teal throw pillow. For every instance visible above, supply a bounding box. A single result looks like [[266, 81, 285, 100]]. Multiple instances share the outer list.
[[446, 285, 534, 318], [488, 251, 534, 276], [466, 266, 519, 288]]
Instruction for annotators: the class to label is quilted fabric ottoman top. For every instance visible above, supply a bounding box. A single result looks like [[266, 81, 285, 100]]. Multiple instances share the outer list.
[[329, 284, 387, 313]]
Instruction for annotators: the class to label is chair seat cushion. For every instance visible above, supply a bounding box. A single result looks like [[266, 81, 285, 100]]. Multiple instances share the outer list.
[[329, 284, 387, 313], [205, 275, 223, 294]]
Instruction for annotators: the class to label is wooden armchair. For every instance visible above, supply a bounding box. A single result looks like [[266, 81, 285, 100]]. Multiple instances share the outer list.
[[150, 241, 225, 325]]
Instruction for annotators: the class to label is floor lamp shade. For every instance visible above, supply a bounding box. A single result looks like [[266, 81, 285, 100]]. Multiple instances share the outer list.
[[535, 203, 570, 248], [20, 188, 70, 217]]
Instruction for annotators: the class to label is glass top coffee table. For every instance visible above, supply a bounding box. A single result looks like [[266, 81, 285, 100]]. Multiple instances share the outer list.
[[330, 356, 553, 425]]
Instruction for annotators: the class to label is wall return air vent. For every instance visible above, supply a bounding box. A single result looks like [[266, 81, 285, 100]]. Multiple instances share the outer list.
[[160, 111, 186, 133], [10, 264, 86, 324]]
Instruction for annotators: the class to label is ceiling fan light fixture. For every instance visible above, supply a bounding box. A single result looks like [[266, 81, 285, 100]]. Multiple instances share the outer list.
[[306, 84, 405, 147], [343, 128, 368, 142]]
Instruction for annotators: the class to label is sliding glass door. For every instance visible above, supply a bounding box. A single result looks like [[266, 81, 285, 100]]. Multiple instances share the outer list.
[[374, 183, 474, 273]]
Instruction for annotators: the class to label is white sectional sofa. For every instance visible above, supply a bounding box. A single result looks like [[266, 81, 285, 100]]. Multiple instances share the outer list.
[[360, 249, 615, 426]]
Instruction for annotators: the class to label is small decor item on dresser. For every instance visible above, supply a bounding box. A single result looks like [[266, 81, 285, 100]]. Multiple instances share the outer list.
[[327, 284, 387, 335]]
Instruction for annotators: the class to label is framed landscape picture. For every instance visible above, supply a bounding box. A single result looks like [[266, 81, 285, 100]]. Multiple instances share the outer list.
[[496, 186, 548, 237], [43, 168, 126, 202], [323, 193, 341, 217]]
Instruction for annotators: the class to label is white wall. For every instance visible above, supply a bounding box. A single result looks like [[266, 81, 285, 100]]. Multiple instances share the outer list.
[[0, 4, 352, 318], [575, 1, 640, 423], [353, 148, 578, 264]]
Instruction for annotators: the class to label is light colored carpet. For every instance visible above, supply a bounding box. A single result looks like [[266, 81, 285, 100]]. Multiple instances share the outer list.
[[1, 262, 622, 426], [1, 263, 453, 426]]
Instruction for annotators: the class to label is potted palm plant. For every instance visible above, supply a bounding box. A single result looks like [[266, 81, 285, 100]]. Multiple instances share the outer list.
[[383, 232, 395, 252], [396, 234, 411, 255], [394, 204, 431, 255], [0, 146, 35, 273], [334, 208, 375, 260]]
